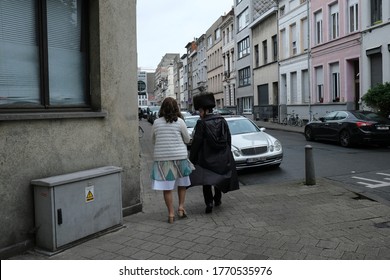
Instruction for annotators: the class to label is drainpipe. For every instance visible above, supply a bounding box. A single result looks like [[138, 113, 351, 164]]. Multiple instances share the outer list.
[[307, 0, 312, 122]]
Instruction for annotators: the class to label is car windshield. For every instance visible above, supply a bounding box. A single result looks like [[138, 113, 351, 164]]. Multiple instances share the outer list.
[[215, 109, 233, 115], [227, 119, 260, 135], [184, 116, 199, 128]]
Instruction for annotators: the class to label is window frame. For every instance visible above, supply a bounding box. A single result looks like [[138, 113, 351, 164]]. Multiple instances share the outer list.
[[329, 3, 339, 40], [348, 0, 359, 33], [237, 37, 250, 59], [370, 0, 382, 25], [0, 0, 91, 113], [262, 40, 268, 64], [237, 9, 249, 32], [238, 67, 251, 87], [314, 11, 323, 45], [330, 63, 340, 102]]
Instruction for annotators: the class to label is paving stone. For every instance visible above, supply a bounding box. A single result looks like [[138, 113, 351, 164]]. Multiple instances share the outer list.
[[169, 248, 192, 259], [208, 246, 231, 258], [320, 249, 344, 259], [316, 240, 339, 249], [152, 244, 176, 255]]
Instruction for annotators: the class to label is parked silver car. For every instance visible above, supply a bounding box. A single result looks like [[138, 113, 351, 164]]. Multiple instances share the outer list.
[[184, 115, 200, 147], [225, 116, 283, 170]]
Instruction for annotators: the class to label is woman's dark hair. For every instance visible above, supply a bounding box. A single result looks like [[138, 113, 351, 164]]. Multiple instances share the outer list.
[[159, 97, 183, 123]]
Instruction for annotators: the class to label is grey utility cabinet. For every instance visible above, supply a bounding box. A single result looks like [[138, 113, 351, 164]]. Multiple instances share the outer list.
[[31, 166, 123, 253]]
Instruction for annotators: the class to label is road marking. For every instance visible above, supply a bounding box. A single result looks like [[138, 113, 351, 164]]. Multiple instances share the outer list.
[[351, 176, 390, 189], [377, 173, 390, 181]]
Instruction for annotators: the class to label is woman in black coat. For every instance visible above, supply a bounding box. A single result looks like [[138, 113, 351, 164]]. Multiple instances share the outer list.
[[189, 92, 239, 213]]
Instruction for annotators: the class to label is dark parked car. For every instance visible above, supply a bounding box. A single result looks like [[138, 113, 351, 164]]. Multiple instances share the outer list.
[[304, 110, 390, 147]]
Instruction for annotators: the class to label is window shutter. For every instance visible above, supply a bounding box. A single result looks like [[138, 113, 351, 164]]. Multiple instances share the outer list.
[[0, 0, 40, 105]]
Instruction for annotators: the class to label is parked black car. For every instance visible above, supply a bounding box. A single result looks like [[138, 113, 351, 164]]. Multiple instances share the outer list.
[[304, 110, 390, 147]]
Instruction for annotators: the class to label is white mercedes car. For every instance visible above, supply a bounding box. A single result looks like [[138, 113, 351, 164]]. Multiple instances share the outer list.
[[225, 116, 283, 170], [183, 115, 200, 147]]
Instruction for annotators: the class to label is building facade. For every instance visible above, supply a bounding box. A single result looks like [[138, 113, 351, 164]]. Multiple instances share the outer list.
[[360, 0, 390, 104], [235, 0, 253, 115], [206, 16, 225, 107], [153, 53, 179, 104], [310, 0, 361, 118], [0, 0, 140, 257], [155, 0, 389, 121], [221, 8, 236, 107], [278, 0, 310, 121], [251, 2, 278, 121]]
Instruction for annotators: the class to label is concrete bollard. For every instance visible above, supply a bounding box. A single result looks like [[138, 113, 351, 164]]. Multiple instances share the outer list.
[[305, 145, 316, 185]]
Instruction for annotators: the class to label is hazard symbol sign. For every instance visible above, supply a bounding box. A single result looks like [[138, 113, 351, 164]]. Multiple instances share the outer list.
[[85, 185, 94, 202]]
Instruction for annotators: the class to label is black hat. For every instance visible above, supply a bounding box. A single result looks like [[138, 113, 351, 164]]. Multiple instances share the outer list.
[[193, 92, 215, 110]]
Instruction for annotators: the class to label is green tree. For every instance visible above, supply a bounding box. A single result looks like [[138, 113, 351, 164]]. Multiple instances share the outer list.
[[361, 82, 390, 118]]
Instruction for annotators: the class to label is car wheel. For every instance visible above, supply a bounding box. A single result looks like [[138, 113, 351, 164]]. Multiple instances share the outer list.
[[305, 127, 314, 141], [339, 130, 351, 147]]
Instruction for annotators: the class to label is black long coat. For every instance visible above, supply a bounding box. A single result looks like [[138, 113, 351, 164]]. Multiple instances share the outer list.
[[189, 114, 239, 193]]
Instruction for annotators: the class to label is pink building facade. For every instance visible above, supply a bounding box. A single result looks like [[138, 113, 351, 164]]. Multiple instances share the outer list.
[[310, 0, 361, 115]]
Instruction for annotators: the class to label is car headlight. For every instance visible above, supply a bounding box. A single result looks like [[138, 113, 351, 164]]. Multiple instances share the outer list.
[[274, 140, 282, 151], [231, 145, 241, 157]]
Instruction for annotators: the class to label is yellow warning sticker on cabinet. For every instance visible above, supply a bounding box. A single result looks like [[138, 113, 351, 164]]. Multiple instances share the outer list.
[[85, 185, 94, 202]]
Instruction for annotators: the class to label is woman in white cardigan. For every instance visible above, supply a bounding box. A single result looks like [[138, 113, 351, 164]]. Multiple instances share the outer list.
[[151, 97, 193, 223]]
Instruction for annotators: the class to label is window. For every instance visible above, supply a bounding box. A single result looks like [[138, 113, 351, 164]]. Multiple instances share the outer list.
[[370, 0, 382, 25], [237, 9, 249, 32], [262, 40, 268, 64], [242, 97, 252, 114], [280, 28, 286, 59], [280, 6, 285, 16], [315, 66, 324, 102], [215, 28, 221, 41], [290, 72, 297, 104], [272, 35, 277, 61], [290, 24, 297, 55], [254, 44, 259, 67], [238, 67, 251, 87], [348, 0, 359, 33], [0, 0, 89, 110], [237, 37, 250, 59], [207, 35, 213, 47], [314, 11, 323, 45], [329, 3, 339, 40], [301, 17, 308, 51], [367, 47, 383, 87], [302, 69, 309, 103], [330, 63, 340, 102]]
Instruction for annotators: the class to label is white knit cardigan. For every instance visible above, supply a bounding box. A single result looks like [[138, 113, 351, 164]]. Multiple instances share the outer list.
[[151, 117, 190, 161]]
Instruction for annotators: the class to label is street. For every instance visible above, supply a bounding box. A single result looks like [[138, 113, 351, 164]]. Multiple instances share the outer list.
[[141, 119, 390, 206], [237, 128, 390, 206]]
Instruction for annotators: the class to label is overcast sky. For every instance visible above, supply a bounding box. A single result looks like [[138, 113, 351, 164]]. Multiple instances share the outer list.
[[136, 0, 234, 71]]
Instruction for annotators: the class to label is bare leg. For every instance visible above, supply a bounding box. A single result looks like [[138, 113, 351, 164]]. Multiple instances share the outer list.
[[163, 190, 174, 222], [177, 186, 186, 210], [177, 186, 188, 218]]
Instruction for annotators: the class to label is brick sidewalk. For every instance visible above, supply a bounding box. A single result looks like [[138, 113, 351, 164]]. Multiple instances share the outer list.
[[8, 120, 390, 260]]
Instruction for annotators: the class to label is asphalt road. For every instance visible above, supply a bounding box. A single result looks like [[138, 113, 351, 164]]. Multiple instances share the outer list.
[[238, 129, 390, 205], [140, 120, 390, 205]]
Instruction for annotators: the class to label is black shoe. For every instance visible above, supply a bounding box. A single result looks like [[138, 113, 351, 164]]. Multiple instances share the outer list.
[[205, 204, 213, 214], [214, 200, 221, 207]]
